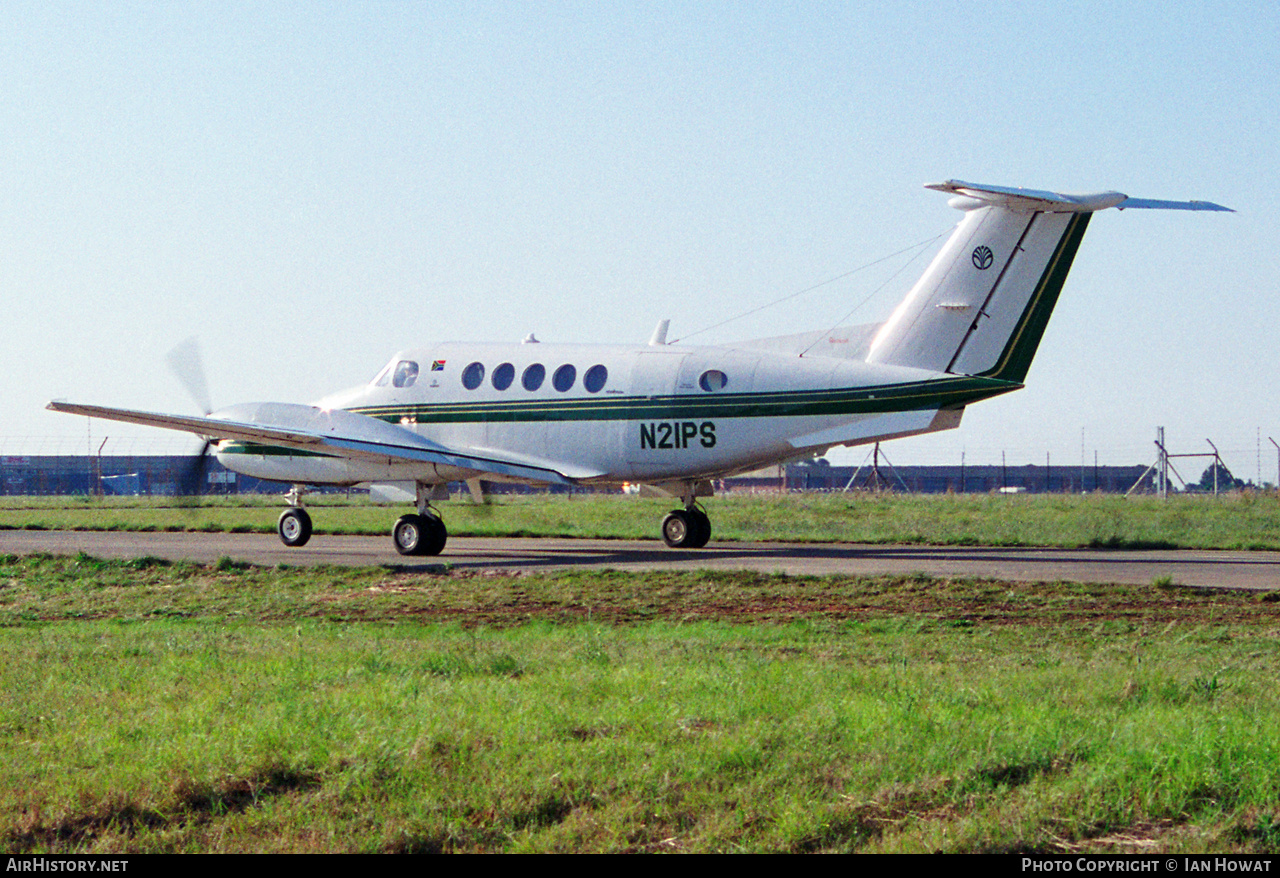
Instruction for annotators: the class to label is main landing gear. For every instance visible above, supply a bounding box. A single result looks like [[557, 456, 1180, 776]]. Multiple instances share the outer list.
[[661, 504, 711, 549], [274, 483, 449, 557], [392, 511, 447, 556]]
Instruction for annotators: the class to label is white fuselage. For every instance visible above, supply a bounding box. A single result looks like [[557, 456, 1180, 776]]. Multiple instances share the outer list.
[[215, 340, 1010, 489]]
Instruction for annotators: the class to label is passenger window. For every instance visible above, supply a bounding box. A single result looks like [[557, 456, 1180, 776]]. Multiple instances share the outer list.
[[393, 361, 419, 388], [583, 364, 608, 393], [522, 363, 546, 391], [699, 369, 728, 392], [462, 362, 485, 390], [552, 364, 576, 392], [492, 362, 515, 391]]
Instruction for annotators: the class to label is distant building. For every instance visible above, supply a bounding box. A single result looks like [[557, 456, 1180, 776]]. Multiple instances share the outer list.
[[0, 455, 283, 496], [1, 455, 1161, 497], [726, 460, 1159, 494]]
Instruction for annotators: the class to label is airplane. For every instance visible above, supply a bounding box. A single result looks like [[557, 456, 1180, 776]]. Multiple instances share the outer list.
[[48, 179, 1231, 556]]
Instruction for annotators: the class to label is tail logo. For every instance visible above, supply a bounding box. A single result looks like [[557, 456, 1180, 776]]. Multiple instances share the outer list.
[[972, 246, 994, 270]]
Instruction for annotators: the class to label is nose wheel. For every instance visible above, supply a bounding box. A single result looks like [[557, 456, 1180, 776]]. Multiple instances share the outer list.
[[277, 507, 313, 547], [661, 507, 711, 549]]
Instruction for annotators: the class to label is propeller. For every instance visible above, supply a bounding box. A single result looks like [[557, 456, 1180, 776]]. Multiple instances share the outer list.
[[165, 336, 212, 416], [165, 337, 215, 497]]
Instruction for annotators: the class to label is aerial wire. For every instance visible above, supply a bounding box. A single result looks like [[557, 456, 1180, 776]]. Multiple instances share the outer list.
[[795, 231, 943, 357], [669, 227, 952, 345]]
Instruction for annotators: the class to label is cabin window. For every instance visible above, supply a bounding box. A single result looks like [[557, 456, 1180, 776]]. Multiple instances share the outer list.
[[492, 362, 515, 391], [552, 364, 576, 392], [583, 364, 608, 393], [522, 363, 546, 391], [461, 362, 485, 390], [698, 369, 728, 392], [392, 361, 419, 388]]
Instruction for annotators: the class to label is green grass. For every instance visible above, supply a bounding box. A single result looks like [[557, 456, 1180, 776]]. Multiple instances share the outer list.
[[6, 491, 1280, 550], [2, 553, 1279, 852]]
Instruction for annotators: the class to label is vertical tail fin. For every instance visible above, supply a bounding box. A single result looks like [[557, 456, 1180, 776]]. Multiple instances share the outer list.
[[865, 180, 1230, 384]]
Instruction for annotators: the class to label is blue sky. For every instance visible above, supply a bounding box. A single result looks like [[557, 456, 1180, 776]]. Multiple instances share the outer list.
[[4, 2, 1276, 481]]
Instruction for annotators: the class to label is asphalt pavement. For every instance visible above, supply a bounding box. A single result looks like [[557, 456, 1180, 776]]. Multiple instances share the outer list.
[[4, 530, 1280, 589]]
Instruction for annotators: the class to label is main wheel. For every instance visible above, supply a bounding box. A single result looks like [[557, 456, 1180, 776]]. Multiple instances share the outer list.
[[688, 508, 712, 548], [278, 507, 312, 547], [661, 509, 695, 548], [393, 513, 448, 556]]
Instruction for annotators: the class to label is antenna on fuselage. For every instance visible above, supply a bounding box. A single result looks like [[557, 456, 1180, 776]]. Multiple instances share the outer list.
[[523, 333, 540, 344], [649, 319, 670, 346]]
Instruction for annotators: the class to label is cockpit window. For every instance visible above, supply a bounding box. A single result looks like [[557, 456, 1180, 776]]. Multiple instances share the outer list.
[[371, 363, 393, 386], [392, 361, 419, 388]]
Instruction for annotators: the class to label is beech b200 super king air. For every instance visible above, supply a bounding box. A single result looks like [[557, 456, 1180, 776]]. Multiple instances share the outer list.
[[48, 180, 1231, 556]]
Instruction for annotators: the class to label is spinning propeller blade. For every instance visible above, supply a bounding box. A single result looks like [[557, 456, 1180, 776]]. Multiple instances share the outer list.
[[165, 337, 214, 496]]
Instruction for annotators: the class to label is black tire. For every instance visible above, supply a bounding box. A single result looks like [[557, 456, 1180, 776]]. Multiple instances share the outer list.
[[420, 514, 448, 556], [661, 509, 695, 548], [393, 514, 424, 555], [688, 508, 712, 548], [278, 507, 312, 547], [393, 513, 448, 556]]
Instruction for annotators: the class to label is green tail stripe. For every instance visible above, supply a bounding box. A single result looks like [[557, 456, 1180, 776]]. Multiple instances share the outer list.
[[978, 213, 1091, 383]]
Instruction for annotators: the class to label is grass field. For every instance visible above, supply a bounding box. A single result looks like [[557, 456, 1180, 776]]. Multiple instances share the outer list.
[[5, 490, 1280, 550], [3, 550, 1280, 853]]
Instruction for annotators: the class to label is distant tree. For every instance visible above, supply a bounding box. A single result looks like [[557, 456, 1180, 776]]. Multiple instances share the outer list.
[[1194, 461, 1245, 492]]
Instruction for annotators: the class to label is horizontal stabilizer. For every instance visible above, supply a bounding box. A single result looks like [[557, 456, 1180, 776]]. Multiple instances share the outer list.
[[1115, 197, 1234, 212], [927, 180, 1232, 214]]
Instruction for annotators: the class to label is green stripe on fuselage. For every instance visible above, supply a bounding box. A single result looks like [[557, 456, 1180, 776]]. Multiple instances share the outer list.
[[349, 374, 1019, 425]]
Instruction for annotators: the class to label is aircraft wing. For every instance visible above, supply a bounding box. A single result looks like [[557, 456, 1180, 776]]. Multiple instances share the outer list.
[[46, 400, 597, 484]]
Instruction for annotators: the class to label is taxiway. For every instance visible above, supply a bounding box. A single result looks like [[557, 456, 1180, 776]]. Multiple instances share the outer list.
[[3, 531, 1278, 589]]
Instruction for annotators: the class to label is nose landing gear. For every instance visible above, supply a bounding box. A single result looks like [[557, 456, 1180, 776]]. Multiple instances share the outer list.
[[277, 506, 313, 547], [277, 485, 313, 547]]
